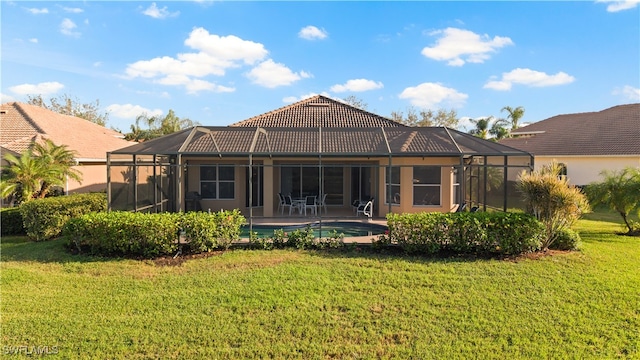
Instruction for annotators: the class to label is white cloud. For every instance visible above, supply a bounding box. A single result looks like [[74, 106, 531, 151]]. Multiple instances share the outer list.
[[106, 104, 163, 119], [29, 38, 38, 43], [60, 18, 80, 37], [283, 92, 331, 103], [125, 28, 268, 94], [484, 68, 575, 91], [330, 79, 384, 93], [398, 82, 468, 108], [596, 0, 640, 12], [63, 7, 83, 13], [298, 26, 328, 40], [142, 2, 180, 19], [1, 93, 17, 104], [9, 81, 64, 95], [246, 59, 311, 88], [25, 7, 48, 14], [421, 27, 513, 66], [613, 85, 640, 101]]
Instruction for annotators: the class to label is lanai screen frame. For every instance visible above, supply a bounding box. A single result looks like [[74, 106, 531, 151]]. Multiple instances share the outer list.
[[107, 126, 534, 223]]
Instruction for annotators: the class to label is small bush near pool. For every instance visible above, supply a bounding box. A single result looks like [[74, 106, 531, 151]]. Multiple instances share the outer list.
[[20, 193, 107, 241], [0, 207, 26, 236], [63, 210, 245, 258], [550, 227, 582, 251], [385, 212, 545, 255]]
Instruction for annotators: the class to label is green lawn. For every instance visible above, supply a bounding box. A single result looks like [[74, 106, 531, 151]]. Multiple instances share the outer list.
[[1, 213, 639, 359]]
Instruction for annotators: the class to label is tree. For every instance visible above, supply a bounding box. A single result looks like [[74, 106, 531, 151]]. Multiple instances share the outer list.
[[342, 95, 368, 110], [501, 106, 525, 131], [489, 118, 510, 140], [391, 106, 459, 128], [0, 140, 81, 204], [585, 167, 640, 235], [517, 161, 591, 249], [27, 94, 109, 127], [469, 117, 493, 139], [125, 109, 198, 141]]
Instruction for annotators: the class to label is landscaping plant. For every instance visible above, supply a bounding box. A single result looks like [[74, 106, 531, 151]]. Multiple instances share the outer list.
[[585, 167, 640, 235]]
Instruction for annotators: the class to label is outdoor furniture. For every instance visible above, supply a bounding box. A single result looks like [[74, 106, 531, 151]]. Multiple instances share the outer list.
[[303, 195, 317, 216], [316, 193, 327, 214], [284, 195, 302, 215], [356, 199, 374, 218], [353, 197, 373, 213], [277, 193, 286, 214]]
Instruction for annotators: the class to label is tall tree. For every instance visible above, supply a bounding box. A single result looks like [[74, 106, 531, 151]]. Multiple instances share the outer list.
[[391, 106, 459, 128], [489, 118, 510, 140], [30, 139, 82, 198], [125, 109, 198, 141], [469, 117, 493, 139], [501, 106, 525, 131], [342, 95, 368, 110], [27, 94, 109, 126]]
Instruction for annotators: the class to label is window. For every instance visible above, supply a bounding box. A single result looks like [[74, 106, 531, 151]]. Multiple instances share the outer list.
[[558, 163, 568, 180], [413, 166, 441, 206], [385, 166, 400, 205], [200, 165, 235, 199]]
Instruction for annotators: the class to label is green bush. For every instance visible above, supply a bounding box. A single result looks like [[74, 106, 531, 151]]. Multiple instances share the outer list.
[[0, 207, 26, 236], [20, 193, 107, 241], [63, 210, 246, 258], [248, 227, 345, 251], [386, 211, 544, 255], [550, 228, 582, 251]]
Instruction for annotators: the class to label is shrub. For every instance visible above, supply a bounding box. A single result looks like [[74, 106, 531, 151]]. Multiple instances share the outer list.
[[20, 193, 107, 241], [550, 228, 582, 251], [0, 207, 26, 235], [248, 228, 345, 251], [585, 167, 640, 235], [386, 211, 544, 255], [63, 210, 245, 258]]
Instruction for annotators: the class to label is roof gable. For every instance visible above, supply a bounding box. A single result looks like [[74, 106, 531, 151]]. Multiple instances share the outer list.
[[230, 95, 406, 128], [500, 103, 640, 156], [0, 102, 134, 160]]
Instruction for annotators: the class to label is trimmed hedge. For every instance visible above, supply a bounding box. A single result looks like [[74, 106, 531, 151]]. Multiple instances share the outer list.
[[550, 227, 582, 251], [1, 207, 26, 236], [63, 210, 245, 258], [20, 193, 107, 241], [385, 212, 545, 255]]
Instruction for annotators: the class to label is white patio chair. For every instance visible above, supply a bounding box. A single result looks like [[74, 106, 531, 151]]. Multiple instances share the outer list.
[[303, 195, 317, 216], [316, 193, 327, 214], [284, 195, 301, 215], [356, 199, 374, 218], [277, 193, 286, 214]]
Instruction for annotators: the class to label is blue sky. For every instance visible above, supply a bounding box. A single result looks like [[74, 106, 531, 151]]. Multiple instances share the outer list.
[[2, 1, 639, 132]]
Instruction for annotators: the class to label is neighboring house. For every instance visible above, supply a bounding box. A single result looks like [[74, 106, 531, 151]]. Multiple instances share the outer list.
[[0, 102, 135, 194], [500, 103, 640, 186], [108, 95, 533, 218]]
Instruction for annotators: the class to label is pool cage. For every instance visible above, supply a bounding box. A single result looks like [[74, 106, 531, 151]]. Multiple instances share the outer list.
[[107, 126, 534, 226]]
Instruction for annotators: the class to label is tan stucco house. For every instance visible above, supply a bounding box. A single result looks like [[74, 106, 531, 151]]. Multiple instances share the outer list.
[[108, 95, 533, 220], [500, 103, 640, 186], [0, 102, 135, 194]]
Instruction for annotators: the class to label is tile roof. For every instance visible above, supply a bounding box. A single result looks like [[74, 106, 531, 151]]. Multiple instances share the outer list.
[[230, 95, 406, 128], [0, 102, 134, 160], [500, 103, 640, 156]]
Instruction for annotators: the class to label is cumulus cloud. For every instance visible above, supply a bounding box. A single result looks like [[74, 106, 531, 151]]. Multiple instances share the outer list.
[[613, 85, 640, 101], [283, 92, 331, 103], [125, 27, 269, 93], [246, 59, 311, 88], [483, 68, 575, 91], [60, 18, 80, 37], [9, 81, 64, 95], [142, 2, 180, 19], [25, 7, 48, 14], [399, 82, 468, 108], [330, 79, 384, 93], [595, 0, 640, 12], [106, 104, 163, 119], [1, 93, 17, 104], [421, 28, 513, 66], [298, 26, 328, 40]]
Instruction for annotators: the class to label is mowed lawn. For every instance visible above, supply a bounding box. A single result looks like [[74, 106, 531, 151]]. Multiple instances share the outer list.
[[1, 213, 638, 359]]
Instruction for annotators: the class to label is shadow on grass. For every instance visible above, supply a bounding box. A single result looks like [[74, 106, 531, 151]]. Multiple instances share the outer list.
[[0, 236, 123, 264]]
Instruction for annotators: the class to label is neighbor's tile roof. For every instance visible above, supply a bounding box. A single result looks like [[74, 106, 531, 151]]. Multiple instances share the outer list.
[[0, 102, 134, 160], [500, 103, 640, 156], [230, 95, 406, 128]]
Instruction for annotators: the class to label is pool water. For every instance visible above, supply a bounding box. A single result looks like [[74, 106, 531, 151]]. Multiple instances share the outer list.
[[241, 222, 388, 238]]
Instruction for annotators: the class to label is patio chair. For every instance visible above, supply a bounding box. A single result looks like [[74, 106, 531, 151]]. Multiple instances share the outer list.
[[316, 193, 328, 214], [303, 195, 317, 216], [277, 193, 286, 214], [284, 195, 301, 215], [356, 198, 374, 218]]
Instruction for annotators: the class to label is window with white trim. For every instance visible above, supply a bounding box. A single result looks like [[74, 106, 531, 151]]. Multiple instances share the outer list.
[[413, 166, 441, 206], [200, 165, 235, 199]]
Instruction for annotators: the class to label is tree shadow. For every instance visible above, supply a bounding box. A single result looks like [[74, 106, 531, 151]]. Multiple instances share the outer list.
[[0, 236, 124, 264]]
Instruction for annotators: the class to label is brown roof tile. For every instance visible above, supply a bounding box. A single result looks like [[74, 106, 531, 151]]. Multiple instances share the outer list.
[[500, 103, 640, 156], [0, 102, 134, 160]]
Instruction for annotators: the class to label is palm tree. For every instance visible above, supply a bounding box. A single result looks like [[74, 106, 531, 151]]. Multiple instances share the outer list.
[[1, 151, 48, 203], [490, 118, 510, 140], [586, 167, 640, 235], [501, 106, 525, 131], [31, 139, 82, 198], [469, 117, 493, 139]]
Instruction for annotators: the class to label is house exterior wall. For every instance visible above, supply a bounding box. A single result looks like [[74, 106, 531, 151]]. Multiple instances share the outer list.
[[67, 162, 108, 193], [534, 155, 640, 186]]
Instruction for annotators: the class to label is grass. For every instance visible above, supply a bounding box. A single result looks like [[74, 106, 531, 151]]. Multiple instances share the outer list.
[[1, 211, 639, 359]]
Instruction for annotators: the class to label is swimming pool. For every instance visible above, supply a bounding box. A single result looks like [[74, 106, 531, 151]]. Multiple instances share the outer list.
[[241, 221, 388, 238]]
